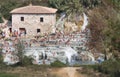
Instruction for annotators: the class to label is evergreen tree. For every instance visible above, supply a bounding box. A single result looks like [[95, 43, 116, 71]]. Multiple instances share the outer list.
[[0, 16, 3, 23]]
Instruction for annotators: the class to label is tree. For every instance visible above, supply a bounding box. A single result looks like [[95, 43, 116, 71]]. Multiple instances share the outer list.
[[49, 0, 83, 15], [16, 40, 25, 65], [88, 0, 120, 59], [49, 0, 83, 22], [49, 0, 101, 22], [60, 0, 83, 16], [0, 15, 4, 27], [0, 1, 19, 19], [80, 0, 101, 9], [0, 15, 3, 23]]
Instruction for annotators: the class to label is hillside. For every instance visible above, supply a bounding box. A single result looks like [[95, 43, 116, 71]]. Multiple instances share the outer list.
[[88, 0, 120, 58]]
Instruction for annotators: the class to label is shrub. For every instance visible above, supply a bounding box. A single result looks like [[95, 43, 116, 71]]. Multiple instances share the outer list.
[[50, 60, 67, 67], [18, 56, 33, 66], [94, 59, 120, 77], [0, 72, 18, 77]]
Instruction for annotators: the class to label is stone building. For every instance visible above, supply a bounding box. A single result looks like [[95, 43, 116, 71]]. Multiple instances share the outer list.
[[10, 4, 57, 36]]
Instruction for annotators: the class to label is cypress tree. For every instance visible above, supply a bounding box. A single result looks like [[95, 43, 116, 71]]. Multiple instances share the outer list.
[[0, 15, 3, 23]]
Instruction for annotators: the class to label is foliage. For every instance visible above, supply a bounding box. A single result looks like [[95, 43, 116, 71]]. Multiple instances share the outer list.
[[60, 0, 83, 16], [0, 54, 3, 64], [0, 0, 101, 20], [80, 59, 120, 77], [101, 6, 120, 59], [0, 73, 18, 77], [0, 1, 20, 19], [16, 40, 25, 66], [88, 0, 120, 59], [51, 60, 67, 67], [0, 0, 49, 20], [80, 0, 101, 9], [49, 0, 101, 22], [103, 15, 120, 58], [49, 0, 101, 14], [110, 0, 120, 9], [0, 15, 3, 23], [94, 59, 120, 77], [49, 0, 83, 14], [21, 56, 33, 66]]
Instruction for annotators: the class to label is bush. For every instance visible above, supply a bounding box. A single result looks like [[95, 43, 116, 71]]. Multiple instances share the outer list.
[[0, 72, 18, 77], [0, 16, 4, 23], [79, 60, 120, 77], [94, 59, 120, 77], [51, 60, 67, 67], [20, 56, 33, 66]]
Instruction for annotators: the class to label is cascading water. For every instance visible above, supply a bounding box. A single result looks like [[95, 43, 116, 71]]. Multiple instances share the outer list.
[[69, 13, 95, 65], [55, 13, 66, 32], [81, 13, 88, 31], [64, 47, 77, 63], [77, 13, 95, 63]]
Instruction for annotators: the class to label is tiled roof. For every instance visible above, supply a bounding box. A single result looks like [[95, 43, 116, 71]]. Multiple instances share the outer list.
[[10, 5, 57, 14]]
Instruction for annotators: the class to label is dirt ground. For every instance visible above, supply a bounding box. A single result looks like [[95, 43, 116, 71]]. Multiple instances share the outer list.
[[3, 66, 87, 77], [50, 67, 87, 77]]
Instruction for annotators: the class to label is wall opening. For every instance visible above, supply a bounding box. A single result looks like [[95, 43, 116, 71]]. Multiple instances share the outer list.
[[40, 17, 43, 22], [21, 17, 24, 21], [9, 28, 12, 33], [37, 29, 41, 33], [19, 28, 26, 36]]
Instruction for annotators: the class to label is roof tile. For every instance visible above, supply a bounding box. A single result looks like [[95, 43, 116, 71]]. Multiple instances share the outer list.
[[10, 5, 57, 14]]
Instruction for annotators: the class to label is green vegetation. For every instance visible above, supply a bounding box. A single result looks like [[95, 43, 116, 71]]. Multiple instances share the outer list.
[[0, 0, 48, 20], [0, 54, 3, 64], [51, 60, 67, 67], [0, 73, 18, 77], [16, 40, 25, 66], [0, 0, 20, 20], [88, 0, 120, 60], [98, 59, 120, 77], [82, 59, 120, 77], [80, 0, 101, 8], [21, 56, 33, 66], [0, 15, 3, 23], [49, 0, 83, 15], [0, 0, 101, 20], [49, 0, 101, 21], [110, 0, 120, 9]]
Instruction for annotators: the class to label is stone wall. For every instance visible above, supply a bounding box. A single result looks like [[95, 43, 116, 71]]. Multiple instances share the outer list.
[[12, 13, 56, 36]]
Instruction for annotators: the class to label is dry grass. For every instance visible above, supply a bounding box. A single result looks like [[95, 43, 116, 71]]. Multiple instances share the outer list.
[[0, 66, 88, 77]]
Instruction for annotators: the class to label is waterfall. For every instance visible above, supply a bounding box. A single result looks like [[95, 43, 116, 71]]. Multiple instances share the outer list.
[[64, 47, 77, 63], [81, 13, 95, 62], [81, 13, 88, 31], [55, 13, 66, 32]]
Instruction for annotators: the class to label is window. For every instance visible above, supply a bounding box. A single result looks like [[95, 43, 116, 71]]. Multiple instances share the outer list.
[[40, 17, 43, 22], [21, 17, 24, 21], [37, 29, 40, 33]]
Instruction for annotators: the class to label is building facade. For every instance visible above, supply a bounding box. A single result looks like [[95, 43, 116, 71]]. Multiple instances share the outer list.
[[10, 5, 57, 36]]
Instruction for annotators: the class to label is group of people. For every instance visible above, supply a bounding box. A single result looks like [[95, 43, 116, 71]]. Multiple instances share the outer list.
[[0, 29, 27, 40]]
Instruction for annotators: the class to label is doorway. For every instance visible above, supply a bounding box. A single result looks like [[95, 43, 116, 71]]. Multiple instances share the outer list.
[[19, 28, 26, 36]]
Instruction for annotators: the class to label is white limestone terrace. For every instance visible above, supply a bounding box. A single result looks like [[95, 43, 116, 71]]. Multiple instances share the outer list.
[[24, 46, 77, 64], [2, 41, 19, 65]]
